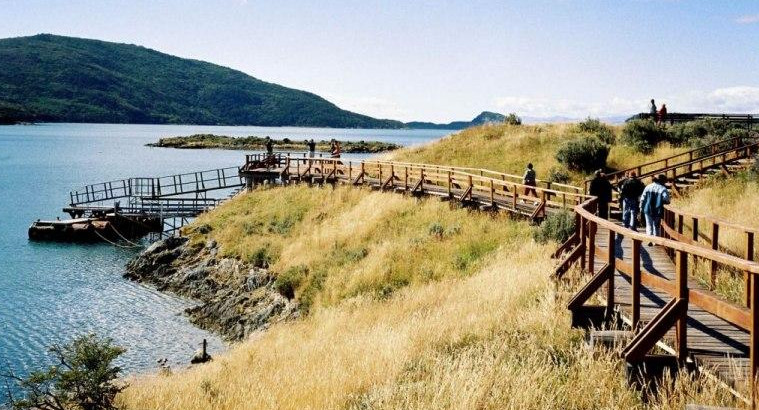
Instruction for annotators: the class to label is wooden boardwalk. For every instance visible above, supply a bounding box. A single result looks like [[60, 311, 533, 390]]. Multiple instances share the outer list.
[[592, 226, 750, 391]]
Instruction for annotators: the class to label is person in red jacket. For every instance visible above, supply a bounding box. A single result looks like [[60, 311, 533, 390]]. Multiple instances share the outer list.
[[657, 104, 668, 125]]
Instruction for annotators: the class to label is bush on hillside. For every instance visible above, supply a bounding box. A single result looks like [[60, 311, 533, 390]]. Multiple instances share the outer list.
[[620, 119, 664, 153], [3, 334, 125, 410], [555, 135, 609, 173], [547, 166, 571, 184], [504, 113, 522, 126], [275, 265, 308, 299], [533, 210, 575, 244], [575, 117, 615, 145], [666, 118, 743, 146]]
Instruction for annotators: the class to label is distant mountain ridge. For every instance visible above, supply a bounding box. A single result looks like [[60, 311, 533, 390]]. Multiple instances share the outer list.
[[0, 34, 404, 128], [406, 111, 507, 130]]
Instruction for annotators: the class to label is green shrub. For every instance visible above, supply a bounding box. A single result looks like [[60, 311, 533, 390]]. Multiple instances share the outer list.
[[547, 166, 571, 184], [555, 135, 609, 173], [575, 117, 615, 145], [428, 222, 445, 238], [667, 118, 740, 146], [248, 244, 274, 268], [275, 265, 308, 299], [4, 334, 125, 410], [533, 211, 576, 244], [620, 119, 664, 153], [504, 113, 522, 125]]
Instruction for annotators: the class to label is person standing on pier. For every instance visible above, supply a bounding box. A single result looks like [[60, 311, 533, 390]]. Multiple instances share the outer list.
[[618, 171, 644, 231], [307, 139, 316, 158], [649, 99, 657, 122], [522, 163, 537, 197], [330, 139, 342, 158], [640, 174, 670, 243], [657, 104, 668, 126], [588, 170, 613, 219]]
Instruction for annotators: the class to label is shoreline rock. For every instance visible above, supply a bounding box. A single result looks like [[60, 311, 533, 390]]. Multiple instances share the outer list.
[[125, 237, 298, 341]]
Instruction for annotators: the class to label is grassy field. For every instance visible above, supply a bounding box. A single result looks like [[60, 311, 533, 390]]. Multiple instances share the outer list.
[[387, 123, 683, 184], [118, 123, 737, 409]]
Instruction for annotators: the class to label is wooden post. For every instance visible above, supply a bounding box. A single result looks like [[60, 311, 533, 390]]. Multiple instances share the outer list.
[[711, 223, 719, 288], [747, 232, 755, 308], [490, 179, 494, 206], [632, 239, 641, 330], [676, 250, 688, 361], [752, 272, 759, 403], [468, 175, 473, 200], [390, 165, 395, 188], [677, 214, 684, 235], [379, 165, 383, 190], [348, 162, 352, 182], [447, 171, 452, 197], [579, 215, 587, 271], [692, 217, 699, 243], [420, 168, 425, 191], [404, 167, 408, 190], [588, 221, 596, 275], [606, 229, 616, 320]]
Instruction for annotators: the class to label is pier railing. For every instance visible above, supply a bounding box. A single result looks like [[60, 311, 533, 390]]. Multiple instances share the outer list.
[[69, 166, 243, 205]]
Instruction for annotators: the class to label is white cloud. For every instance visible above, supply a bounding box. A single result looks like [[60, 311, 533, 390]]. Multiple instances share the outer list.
[[325, 94, 409, 120], [736, 14, 759, 24], [494, 86, 759, 120]]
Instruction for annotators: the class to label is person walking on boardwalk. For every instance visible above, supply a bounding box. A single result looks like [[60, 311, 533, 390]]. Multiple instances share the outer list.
[[522, 163, 537, 197], [618, 171, 645, 231], [307, 139, 316, 158], [649, 99, 657, 122], [640, 174, 671, 243], [657, 104, 668, 126], [588, 169, 613, 220]]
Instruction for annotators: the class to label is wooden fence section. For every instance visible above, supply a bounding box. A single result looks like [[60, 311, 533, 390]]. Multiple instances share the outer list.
[[274, 157, 592, 218], [598, 136, 759, 189], [627, 113, 759, 127]]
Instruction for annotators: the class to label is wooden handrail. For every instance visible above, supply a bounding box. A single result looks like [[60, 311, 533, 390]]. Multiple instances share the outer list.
[[603, 136, 757, 182]]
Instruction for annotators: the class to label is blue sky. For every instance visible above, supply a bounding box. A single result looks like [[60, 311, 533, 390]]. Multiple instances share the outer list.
[[2, 0, 758, 122]]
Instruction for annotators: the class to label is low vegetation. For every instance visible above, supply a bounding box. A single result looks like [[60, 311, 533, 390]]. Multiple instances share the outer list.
[[148, 134, 401, 153], [4, 334, 125, 410], [555, 135, 609, 173]]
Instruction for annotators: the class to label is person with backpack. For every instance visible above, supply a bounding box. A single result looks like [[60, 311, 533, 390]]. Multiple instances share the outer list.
[[306, 139, 316, 158], [640, 174, 671, 242], [588, 169, 613, 219], [657, 104, 668, 126], [618, 171, 645, 231], [522, 163, 537, 197]]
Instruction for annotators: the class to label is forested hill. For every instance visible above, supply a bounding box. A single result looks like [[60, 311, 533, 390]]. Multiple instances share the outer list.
[[0, 34, 403, 128]]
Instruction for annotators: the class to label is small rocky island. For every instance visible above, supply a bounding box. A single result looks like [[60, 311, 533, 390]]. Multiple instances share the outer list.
[[147, 134, 402, 153]]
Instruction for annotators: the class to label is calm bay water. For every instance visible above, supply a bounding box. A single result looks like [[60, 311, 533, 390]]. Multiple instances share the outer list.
[[0, 123, 450, 379]]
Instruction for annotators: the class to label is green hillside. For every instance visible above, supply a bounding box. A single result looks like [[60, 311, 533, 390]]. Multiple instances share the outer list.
[[0, 34, 403, 128]]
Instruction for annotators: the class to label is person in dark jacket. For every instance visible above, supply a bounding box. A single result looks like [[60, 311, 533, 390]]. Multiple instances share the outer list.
[[618, 171, 645, 230], [649, 99, 657, 122], [523, 163, 537, 197], [589, 169, 613, 219], [641, 174, 671, 240]]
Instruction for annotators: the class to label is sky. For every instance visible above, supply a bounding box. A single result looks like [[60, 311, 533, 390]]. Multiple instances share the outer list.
[[2, 0, 759, 122]]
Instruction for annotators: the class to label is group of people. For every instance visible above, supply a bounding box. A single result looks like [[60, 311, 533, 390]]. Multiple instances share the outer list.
[[262, 137, 342, 159], [523, 164, 671, 243], [649, 98, 668, 125]]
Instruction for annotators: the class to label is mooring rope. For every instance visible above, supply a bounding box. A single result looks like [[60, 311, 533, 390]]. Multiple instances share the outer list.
[[92, 225, 142, 249]]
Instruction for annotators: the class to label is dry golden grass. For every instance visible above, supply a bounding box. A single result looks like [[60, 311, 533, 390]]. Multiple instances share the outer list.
[[120, 225, 734, 409], [118, 123, 737, 409], [388, 123, 685, 184]]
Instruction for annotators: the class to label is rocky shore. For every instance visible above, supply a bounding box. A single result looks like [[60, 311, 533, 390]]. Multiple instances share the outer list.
[[125, 236, 299, 341]]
